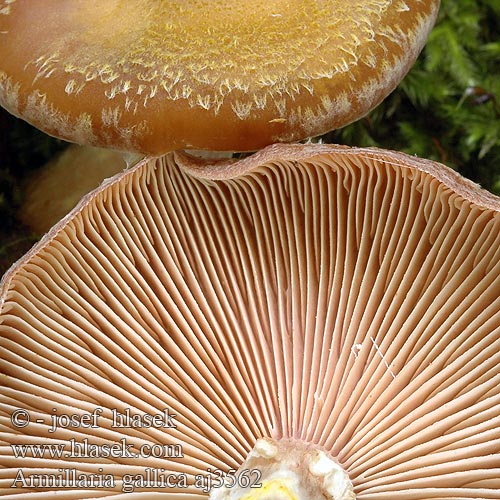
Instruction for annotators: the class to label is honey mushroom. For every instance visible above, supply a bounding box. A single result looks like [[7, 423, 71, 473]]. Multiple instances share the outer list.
[[0, 0, 439, 154], [4, 1, 498, 499], [1, 0, 441, 235], [1, 144, 499, 498]]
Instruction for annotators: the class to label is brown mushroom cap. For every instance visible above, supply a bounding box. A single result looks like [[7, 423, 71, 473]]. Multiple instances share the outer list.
[[1, 144, 499, 498], [19, 145, 128, 235], [0, 1, 440, 154]]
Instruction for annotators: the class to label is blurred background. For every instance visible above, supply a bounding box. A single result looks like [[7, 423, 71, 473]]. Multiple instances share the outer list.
[[1, 0, 499, 276]]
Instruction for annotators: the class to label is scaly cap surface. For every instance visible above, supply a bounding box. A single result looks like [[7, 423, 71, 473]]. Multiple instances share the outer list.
[[0, 0, 440, 153]]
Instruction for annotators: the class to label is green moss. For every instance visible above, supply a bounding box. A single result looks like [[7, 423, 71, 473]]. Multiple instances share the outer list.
[[326, 0, 500, 195]]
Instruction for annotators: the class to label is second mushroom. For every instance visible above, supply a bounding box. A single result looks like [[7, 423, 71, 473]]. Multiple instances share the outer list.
[[1, 144, 499, 498]]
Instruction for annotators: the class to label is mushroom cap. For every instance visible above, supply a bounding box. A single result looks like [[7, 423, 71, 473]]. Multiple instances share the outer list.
[[1, 143, 499, 497], [19, 145, 128, 235], [0, 0, 440, 154]]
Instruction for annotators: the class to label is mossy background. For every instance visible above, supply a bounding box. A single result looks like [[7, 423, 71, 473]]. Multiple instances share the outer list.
[[1, 0, 499, 276], [327, 0, 500, 193]]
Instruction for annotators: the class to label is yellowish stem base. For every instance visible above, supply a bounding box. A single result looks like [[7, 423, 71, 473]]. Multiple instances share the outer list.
[[210, 438, 355, 500]]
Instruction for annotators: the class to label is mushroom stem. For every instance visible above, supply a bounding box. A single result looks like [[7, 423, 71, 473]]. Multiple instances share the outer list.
[[209, 438, 355, 500]]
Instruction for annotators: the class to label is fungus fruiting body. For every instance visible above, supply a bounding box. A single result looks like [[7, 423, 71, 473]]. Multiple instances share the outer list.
[[1, 144, 499, 498], [19, 145, 129, 234], [0, 0, 440, 153]]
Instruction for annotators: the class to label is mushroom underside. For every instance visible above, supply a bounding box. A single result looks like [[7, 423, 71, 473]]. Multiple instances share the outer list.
[[0, 144, 499, 498]]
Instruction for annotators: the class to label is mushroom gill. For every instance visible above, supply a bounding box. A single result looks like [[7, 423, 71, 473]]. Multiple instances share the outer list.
[[0, 143, 499, 498]]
